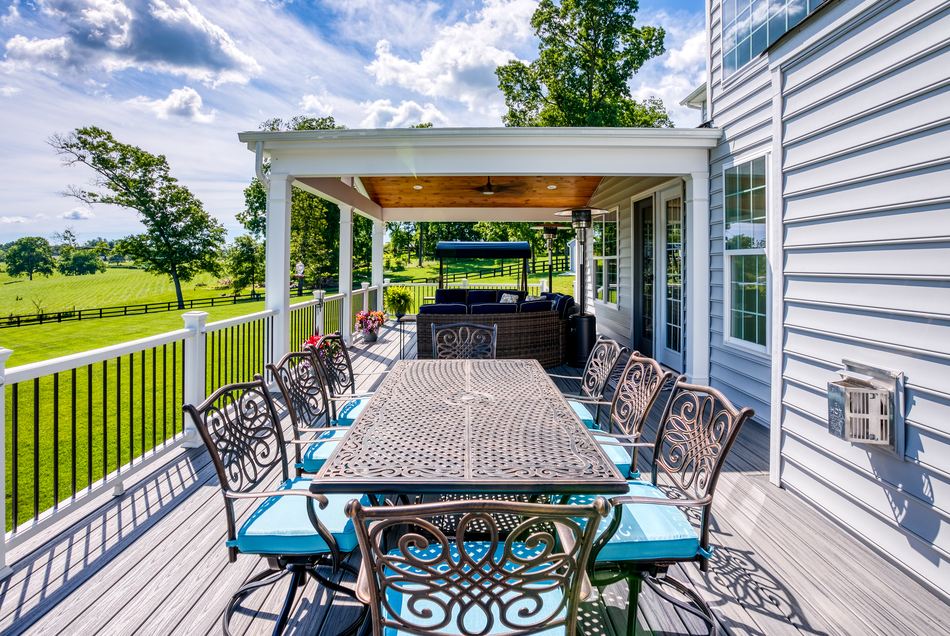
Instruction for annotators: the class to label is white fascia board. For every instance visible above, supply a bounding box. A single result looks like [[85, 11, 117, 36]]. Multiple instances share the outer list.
[[382, 207, 565, 222], [295, 177, 383, 220]]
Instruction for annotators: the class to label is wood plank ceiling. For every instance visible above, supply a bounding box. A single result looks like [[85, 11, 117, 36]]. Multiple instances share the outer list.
[[361, 176, 603, 208]]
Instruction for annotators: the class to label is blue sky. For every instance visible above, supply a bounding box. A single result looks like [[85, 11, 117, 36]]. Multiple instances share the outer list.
[[0, 0, 705, 242]]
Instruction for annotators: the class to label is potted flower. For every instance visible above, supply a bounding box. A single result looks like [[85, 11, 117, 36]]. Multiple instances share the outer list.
[[385, 286, 413, 318], [355, 310, 386, 342], [303, 332, 342, 359]]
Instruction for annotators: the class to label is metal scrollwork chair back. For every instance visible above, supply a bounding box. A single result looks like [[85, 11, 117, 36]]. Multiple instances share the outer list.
[[348, 497, 609, 636], [549, 336, 628, 428], [312, 333, 358, 396], [431, 322, 498, 360], [268, 349, 333, 432]]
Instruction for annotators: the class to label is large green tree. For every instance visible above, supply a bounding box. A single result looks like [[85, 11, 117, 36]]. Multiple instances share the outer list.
[[496, 0, 670, 127], [226, 234, 265, 294], [50, 127, 225, 308], [4, 236, 55, 280]]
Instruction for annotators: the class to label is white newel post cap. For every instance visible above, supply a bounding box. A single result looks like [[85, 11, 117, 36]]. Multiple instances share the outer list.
[[182, 311, 208, 329], [314, 289, 325, 302], [0, 347, 11, 373], [361, 282, 369, 290], [383, 278, 391, 285]]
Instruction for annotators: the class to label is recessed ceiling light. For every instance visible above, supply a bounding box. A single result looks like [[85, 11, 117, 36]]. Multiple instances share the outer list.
[[547, 184, 558, 190], [413, 184, 423, 190]]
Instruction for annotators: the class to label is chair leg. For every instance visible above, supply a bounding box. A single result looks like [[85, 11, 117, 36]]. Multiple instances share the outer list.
[[223, 568, 289, 636], [272, 566, 305, 636], [626, 574, 642, 636], [307, 561, 368, 636], [643, 574, 719, 636]]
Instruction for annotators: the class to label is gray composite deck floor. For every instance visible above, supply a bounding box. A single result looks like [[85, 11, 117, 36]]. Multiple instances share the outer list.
[[1, 322, 947, 635]]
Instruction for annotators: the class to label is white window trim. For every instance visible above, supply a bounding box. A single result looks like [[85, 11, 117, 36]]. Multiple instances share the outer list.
[[593, 206, 620, 309], [722, 155, 770, 356]]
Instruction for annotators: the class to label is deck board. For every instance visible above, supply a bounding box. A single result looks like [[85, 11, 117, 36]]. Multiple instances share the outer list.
[[3, 325, 948, 635]]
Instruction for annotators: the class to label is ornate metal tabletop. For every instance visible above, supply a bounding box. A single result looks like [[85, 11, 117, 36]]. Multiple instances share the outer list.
[[310, 359, 627, 495]]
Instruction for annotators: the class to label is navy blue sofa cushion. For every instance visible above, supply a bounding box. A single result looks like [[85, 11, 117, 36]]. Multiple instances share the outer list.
[[470, 303, 517, 314], [434, 289, 468, 304], [466, 289, 499, 305], [520, 300, 554, 313], [418, 303, 468, 315]]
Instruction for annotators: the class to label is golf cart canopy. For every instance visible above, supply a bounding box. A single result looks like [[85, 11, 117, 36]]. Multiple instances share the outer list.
[[434, 241, 533, 259]]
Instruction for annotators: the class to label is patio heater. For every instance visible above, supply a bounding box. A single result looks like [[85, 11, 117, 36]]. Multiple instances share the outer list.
[[530, 224, 565, 292], [555, 207, 606, 367]]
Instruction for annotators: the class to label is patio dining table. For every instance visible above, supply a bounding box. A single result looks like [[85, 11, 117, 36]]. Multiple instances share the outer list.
[[310, 358, 628, 496]]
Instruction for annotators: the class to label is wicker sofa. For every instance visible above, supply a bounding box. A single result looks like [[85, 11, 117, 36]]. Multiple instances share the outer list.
[[416, 290, 574, 367]]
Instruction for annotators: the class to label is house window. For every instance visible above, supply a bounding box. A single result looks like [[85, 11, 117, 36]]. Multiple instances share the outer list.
[[724, 157, 767, 349], [722, 0, 828, 78], [593, 208, 619, 305]]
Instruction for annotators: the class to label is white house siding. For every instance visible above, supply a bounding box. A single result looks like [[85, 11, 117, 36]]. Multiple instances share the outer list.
[[707, 0, 773, 424], [773, 0, 950, 597], [588, 176, 675, 346]]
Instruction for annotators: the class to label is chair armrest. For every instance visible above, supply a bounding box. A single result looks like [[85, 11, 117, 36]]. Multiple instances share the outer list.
[[564, 395, 610, 406], [592, 437, 653, 449], [354, 558, 373, 605], [547, 373, 581, 381], [609, 494, 711, 508], [328, 393, 373, 402], [225, 489, 330, 508], [286, 437, 343, 446], [295, 426, 342, 435]]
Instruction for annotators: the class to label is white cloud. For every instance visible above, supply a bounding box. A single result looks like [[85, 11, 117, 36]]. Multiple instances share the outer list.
[[127, 86, 215, 122], [366, 0, 537, 116], [1, 1, 21, 25], [61, 208, 94, 220], [3, 0, 261, 85], [0, 215, 29, 224], [359, 99, 447, 128], [299, 94, 333, 115], [0, 85, 21, 96]]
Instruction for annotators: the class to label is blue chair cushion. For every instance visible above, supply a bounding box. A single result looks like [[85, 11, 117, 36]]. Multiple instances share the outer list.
[[298, 428, 348, 473], [520, 300, 554, 313], [381, 541, 566, 635], [418, 303, 468, 315], [591, 431, 632, 478], [572, 481, 700, 563], [335, 397, 368, 425], [567, 399, 597, 429], [232, 478, 367, 555], [466, 289, 498, 305], [435, 288, 467, 304], [470, 302, 517, 314]]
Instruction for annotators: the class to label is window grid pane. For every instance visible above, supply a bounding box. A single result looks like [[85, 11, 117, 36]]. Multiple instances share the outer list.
[[725, 156, 768, 347], [730, 254, 767, 346], [722, 0, 827, 78]]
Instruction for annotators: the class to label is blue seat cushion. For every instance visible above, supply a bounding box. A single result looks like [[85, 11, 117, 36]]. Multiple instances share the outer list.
[[571, 481, 700, 563], [418, 303, 468, 315], [567, 399, 597, 429], [470, 302, 517, 314], [520, 300, 554, 313], [335, 397, 368, 425], [233, 478, 367, 555], [298, 428, 348, 473], [591, 431, 632, 478], [381, 541, 566, 635]]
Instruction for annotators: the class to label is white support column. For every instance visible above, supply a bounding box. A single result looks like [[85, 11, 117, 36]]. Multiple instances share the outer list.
[[685, 172, 711, 386], [266, 173, 293, 362], [0, 348, 13, 580], [313, 290, 325, 336], [339, 203, 354, 343], [182, 311, 208, 448], [371, 219, 385, 311]]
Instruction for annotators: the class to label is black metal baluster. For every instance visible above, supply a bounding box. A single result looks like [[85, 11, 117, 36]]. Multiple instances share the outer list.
[[102, 361, 108, 478], [87, 364, 92, 490], [236, 323, 242, 382], [129, 353, 134, 465], [217, 330, 222, 389], [53, 373, 60, 506], [71, 368, 77, 498], [116, 356, 121, 472], [172, 343, 178, 434], [12, 383, 18, 531], [206, 331, 212, 395], [180, 341, 186, 432], [162, 344, 167, 441], [229, 325, 235, 384], [33, 377, 40, 519], [140, 349, 145, 457], [152, 347, 156, 450]]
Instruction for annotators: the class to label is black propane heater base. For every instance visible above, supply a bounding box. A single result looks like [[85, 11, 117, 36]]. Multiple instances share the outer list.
[[568, 313, 597, 368]]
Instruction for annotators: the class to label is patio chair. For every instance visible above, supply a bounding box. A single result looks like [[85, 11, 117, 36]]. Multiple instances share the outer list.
[[183, 377, 368, 636], [267, 349, 348, 476], [431, 322, 498, 359], [575, 380, 754, 636], [582, 352, 675, 478], [549, 336, 628, 429], [311, 333, 375, 426], [347, 497, 609, 636]]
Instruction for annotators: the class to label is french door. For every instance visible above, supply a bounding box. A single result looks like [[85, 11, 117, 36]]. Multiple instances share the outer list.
[[656, 187, 684, 371], [633, 197, 654, 358]]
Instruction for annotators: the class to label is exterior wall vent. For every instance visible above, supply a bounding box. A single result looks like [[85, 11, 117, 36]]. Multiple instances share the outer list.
[[827, 361, 905, 457]]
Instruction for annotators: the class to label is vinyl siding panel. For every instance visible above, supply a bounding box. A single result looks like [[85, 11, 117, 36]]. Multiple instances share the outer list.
[[775, 0, 950, 596], [708, 0, 772, 425]]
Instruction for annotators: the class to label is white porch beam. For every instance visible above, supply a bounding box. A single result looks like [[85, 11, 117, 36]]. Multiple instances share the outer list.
[[265, 173, 292, 362], [296, 177, 382, 221], [371, 219, 385, 311], [684, 171, 710, 386], [382, 207, 564, 222], [339, 203, 354, 343]]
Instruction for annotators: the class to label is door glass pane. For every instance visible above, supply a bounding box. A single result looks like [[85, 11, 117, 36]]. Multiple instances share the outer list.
[[606, 259, 618, 304], [730, 253, 767, 346], [665, 197, 683, 353], [642, 212, 654, 340]]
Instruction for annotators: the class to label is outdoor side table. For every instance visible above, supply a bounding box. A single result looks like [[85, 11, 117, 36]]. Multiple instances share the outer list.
[[396, 314, 416, 360], [310, 359, 627, 497]]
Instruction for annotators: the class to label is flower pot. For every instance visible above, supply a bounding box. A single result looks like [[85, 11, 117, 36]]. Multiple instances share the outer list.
[[363, 331, 378, 343]]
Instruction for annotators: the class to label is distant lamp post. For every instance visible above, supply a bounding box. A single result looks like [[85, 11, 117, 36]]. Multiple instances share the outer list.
[[531, 224, 568, 293], [294, 261, 305, 297]]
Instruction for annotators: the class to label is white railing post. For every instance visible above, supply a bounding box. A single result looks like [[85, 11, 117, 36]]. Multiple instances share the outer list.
[[381, 278, 390, 313], [540, 279, 549, 293], [0, 348, 13, 580], [361, 282, 369, 313], [313, 290, 325, 336], [461, 278, 469, 289], [182, 311, 208, 448]]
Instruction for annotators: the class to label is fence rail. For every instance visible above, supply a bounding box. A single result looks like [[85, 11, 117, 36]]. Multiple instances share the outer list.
[[395, 256, 569, 284]]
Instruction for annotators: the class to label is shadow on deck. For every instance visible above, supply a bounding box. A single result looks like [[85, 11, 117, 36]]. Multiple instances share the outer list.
[[1, 323, 946, 635]]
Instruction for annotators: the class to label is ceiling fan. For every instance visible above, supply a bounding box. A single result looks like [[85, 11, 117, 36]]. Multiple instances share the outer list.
[[474, 176, 524, 196]]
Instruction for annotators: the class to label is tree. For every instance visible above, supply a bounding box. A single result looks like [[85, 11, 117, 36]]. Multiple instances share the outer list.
[[4, 236, 55, 280], [226, 234, 265, 294], [50, 127, 226, 309], [58, 249, 106, 276], [495, 0, 670, 127]]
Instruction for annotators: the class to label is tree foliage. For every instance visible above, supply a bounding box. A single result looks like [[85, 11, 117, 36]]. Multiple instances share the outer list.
[[50, 126, 225, 308], [226, 234, 265, 294], [4, 236, 55, 280], [496, 0, 670, 127]]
